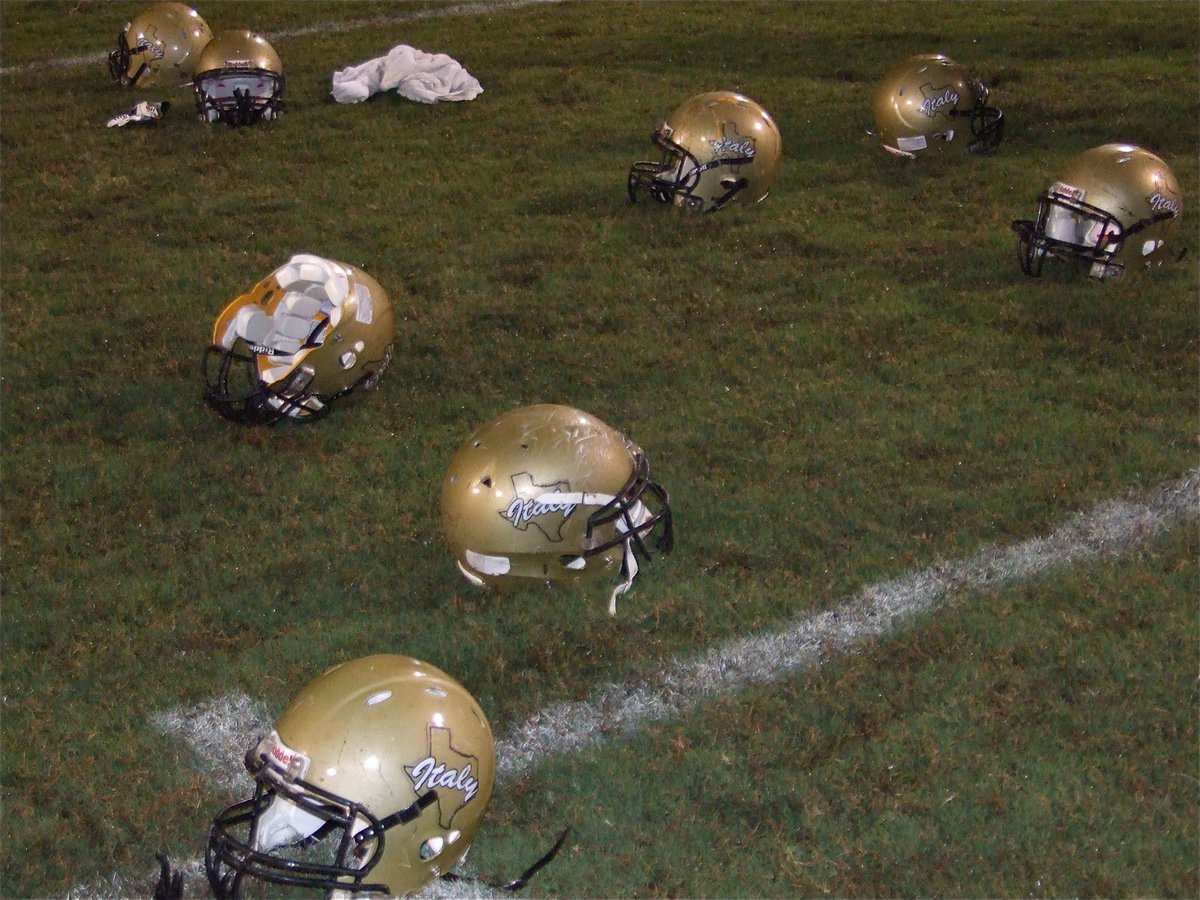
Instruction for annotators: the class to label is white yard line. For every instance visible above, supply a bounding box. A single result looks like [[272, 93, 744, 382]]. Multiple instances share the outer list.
[[497, 470, 1198, 778], [72, 470, 1199, 898], [0, 0, 557, 77]]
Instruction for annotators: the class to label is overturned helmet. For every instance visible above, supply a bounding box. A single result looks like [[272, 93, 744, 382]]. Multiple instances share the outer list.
[[203, 254, 396, 425]]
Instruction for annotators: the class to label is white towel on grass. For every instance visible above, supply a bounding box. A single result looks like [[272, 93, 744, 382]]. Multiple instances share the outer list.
[[331, 44, 483, 104]]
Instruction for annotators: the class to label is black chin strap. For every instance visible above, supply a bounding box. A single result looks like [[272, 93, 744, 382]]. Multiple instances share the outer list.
[[153, 853, 184, 900], [502, 826, 572, 890], [1124, 208, 1177, 239], [353, 789, 440, 845], [443, 826, 572, 892]]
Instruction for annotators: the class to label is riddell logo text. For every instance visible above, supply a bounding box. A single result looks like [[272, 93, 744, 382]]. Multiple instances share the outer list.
[[267, 737, 303, 772]]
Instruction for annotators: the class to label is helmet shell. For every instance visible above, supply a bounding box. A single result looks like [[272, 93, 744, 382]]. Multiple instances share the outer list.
[[204, 254, 396, 424], [629, 91, 782, 212], [273, 655, 496, 896], [192, 30, 285, 125], [109, 2, 213, 88], [192, 29, 284, 81], [871, 54, 1002, 156], [1012, 143, 1183, 280], [1055, 143, 1182, 271], [441, 404, 639, 586]]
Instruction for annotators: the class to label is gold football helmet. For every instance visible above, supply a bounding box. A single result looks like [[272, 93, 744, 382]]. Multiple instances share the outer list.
[[203, 254, 396, 425], [628, 91, 783, 212], [871, 54, 1003, 157], [441, 404, 673, 614], [107, 2, 213, 88], [193, 30, 285, 126], [1012, 143, 1183, 280], [206, 654, 496, 898]]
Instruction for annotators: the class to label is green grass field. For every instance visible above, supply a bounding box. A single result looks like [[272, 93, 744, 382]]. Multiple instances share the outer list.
[[2, 1, 1197, 897]]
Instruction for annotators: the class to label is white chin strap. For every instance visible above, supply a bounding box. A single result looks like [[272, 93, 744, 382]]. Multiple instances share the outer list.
[[608, 539, 638, 616], [457, 493, 656, 615], [537, 493, 652, 616]]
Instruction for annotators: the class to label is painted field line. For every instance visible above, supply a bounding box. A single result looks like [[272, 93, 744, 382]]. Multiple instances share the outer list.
[[1, 0, 556, 77], [495, 469, 1198, 779], [72, 470, 1198, 899]]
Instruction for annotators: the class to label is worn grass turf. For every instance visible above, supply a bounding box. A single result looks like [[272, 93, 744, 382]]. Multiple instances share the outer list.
[[2, 1, 1197, 896], [479, 525, 1197, 898]]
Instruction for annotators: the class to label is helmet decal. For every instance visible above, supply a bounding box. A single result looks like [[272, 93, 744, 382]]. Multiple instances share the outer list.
[[135, 29, 166, 60], [1148, 191, 1181, 217], [406, 725, 483, 828], [500, 473, 578, 540], [709, 123, 756, 161], [918, 84, 960, 117]]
